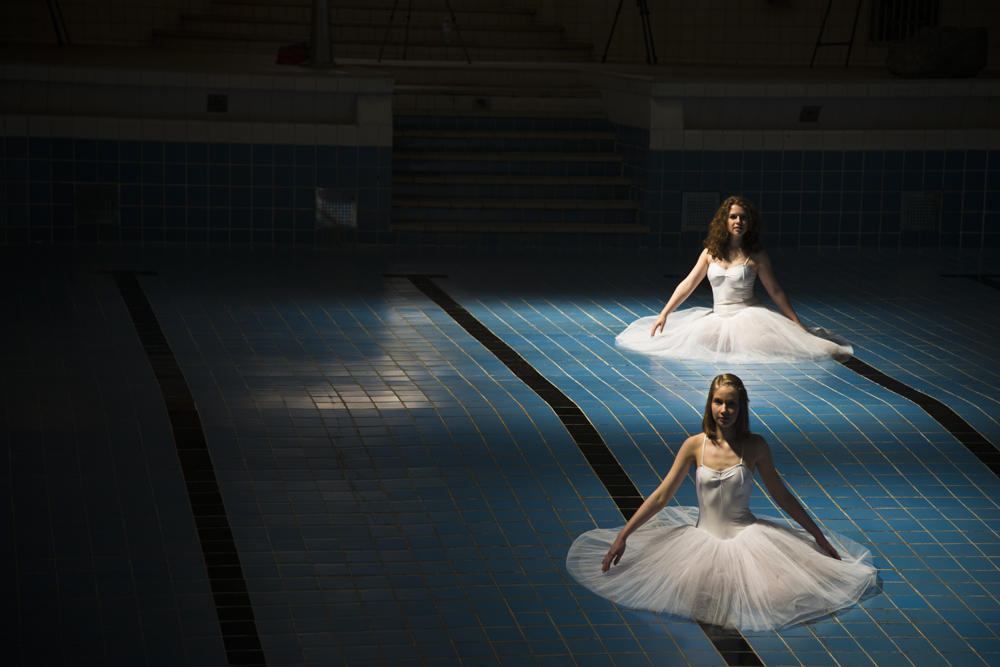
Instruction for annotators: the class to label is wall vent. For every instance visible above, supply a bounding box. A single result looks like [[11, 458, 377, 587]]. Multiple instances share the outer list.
[[799, 106, 821, 122], [869, 0, 940, 43], [681, 192, 720, 232], [901, 191, 940, 231], [316, 188, 357, 229]]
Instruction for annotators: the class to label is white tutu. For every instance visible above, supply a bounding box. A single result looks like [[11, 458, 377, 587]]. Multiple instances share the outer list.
[[615, 307, 853, 363], [616, 260, 853, 363], [566, 506, 877, 632]]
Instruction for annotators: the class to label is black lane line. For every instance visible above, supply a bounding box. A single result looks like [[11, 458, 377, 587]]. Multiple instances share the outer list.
[[840, 356, 1000, 478], [388, 273, 764, 667], [663, 272, 999, 475], [103, 271, 266, 667], [941, 274, 1000, 292]]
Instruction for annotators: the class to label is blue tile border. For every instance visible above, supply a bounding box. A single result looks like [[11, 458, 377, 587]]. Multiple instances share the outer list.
[[3, 125, 997, 251]]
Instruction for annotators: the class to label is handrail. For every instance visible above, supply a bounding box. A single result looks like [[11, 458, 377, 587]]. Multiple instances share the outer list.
[[45, 0, 71, 46]]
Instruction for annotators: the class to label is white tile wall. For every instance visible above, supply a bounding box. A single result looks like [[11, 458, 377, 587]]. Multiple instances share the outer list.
[[1, 60, 393, 146]]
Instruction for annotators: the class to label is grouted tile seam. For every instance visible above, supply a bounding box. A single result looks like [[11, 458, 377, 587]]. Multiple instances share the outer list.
[[391, 273, 765, 667]]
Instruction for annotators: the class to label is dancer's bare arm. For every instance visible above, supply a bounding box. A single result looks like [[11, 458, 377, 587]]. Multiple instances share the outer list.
[[650, 250, 712, 336], [602, 436, 700, 572], [753, 436, 840, 560], [753, 251, 809, 332]]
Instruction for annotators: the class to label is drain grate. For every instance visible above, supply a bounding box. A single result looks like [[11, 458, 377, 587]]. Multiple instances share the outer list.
[[681, 192, 720, 232], [74, 183, 120, 226], [901, 191, 940, 231]]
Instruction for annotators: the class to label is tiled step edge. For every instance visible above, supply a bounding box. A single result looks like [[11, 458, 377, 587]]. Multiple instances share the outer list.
[[394, 85, 601, 98], [394, 129, 615, 139], [214, 0, 537, 13], [393, 151, 622, 162], [392, 198, 640, 209], [152, 29, 594, 49], [390, 221, 649, 233], [178, 15, 562, 32], [391, 109, 609, 119], [393, 175, 631, 185]]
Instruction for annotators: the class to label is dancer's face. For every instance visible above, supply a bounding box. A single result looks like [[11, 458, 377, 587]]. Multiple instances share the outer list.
[[727, 205, 749, 239], [712, 385, 740, 429]]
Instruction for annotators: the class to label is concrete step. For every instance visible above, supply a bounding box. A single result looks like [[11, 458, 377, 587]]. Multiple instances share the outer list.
[[393, 132, 616, 153], [392, 86, 604, 118], [153, 30, 593, 60], [211, 0, 539, 27], [393, 181, 632, 200], [212, 0, 533, 12], [393, 151, 622, 161], [355, 63, 585, 88], [395, 129, 615, 140], [393, 116, 610, 132], [176, 15, 566, 45], [393, 151, 623, 176], [392, 197, 640, 209], [390, 221, 649, 233], [391, 200, 640, 224], [393, 175, 631, 185], [391, 107, 608, 118], [394, 85, 601, 99]]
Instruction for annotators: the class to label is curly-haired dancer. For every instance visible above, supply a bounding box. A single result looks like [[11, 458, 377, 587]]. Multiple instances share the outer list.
[[615, 197, 852, 362]]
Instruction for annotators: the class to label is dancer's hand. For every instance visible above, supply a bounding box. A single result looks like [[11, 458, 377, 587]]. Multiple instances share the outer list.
[[650, 314, 667, 337], [602, 536, 627, 572], [816, 536, 841, 560]]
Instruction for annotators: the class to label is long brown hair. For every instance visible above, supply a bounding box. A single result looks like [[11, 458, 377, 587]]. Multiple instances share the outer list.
[[702, 374, 752, 440], [703, 196, 764, 262]]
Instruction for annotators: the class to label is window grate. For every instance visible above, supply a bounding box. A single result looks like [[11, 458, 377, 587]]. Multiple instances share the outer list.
[[901, 191, 940, 231], [869, 0, 940, 43], [681, 192, 720, 232], [315, 188, 357, 229], [74, 184, 120, 226]]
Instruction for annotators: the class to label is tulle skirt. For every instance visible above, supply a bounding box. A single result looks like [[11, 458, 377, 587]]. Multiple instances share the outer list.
[[615, 305, 852, 363], [566, 507, 877, 632]]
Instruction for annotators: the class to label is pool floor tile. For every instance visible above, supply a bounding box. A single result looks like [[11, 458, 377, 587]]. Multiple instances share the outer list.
[[1, 245, 998, 666]]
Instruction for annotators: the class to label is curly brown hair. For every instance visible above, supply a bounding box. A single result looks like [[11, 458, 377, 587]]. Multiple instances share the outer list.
[[702, 196, 764, 261], [702, 373, 752, 441]]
